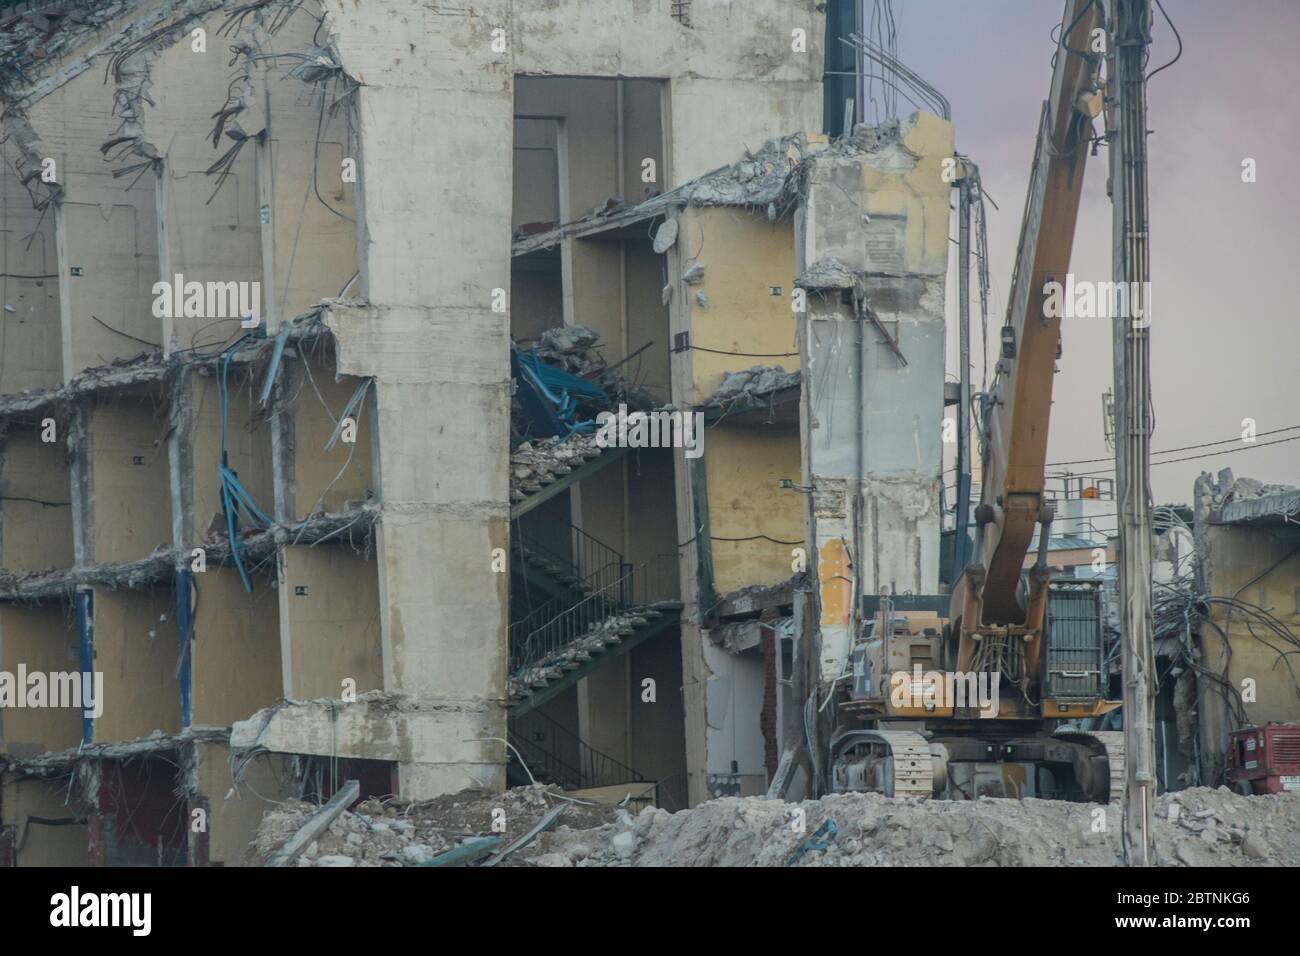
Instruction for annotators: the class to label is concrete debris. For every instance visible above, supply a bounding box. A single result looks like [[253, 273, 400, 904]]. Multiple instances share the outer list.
[[527, 324, 657, 411], [705, 365, 800, 408], [1197, 467, 1297, 509], [510, 433, 604, 501], [0, 726, 230, 778], [515, 120, 927, 257], [0, 304, 331, 418], [524, 787, 1300, 867], [534, 325, 602, 370], [0, 505, 377, 604], [652, 218, 678, 254], [249, 785, 617, 867], [1195, 468, 1296, 508], [796, 257, 864, 292]]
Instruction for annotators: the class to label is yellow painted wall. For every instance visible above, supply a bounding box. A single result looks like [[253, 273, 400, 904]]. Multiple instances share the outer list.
[[88, 395, 172, 564], [92, 588, 181, 743], [1201, 526, 1300, 759], [703, 427, 803, 595], [192, 741, 290, 866], [682, 206, 799, 399], [261, 6, 358, 322], [280, 544, 382, 699], [191, 568, 281, 727], [0, 605, 81, 754], [291, 359, 373, 518], [1, 775, 89, 866], [0, 430, 74, 571]]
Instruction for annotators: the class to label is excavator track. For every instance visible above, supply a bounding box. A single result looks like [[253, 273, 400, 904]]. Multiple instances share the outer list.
[[1054, 728, 1125, 802], [830, 729, 938, 799]]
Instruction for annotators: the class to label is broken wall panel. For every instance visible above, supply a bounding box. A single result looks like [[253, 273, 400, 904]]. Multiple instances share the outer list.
[[86, 391, 172, 564], [0, 604, 82, 755], [91, 587, 181, 743], [0, 425, 74, 571], [796, 115, 953, 679], [279, 543, 381, 700]]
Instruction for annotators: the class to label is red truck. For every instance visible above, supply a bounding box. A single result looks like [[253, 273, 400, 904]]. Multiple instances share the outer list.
[[1226, 724, 1300, 795]]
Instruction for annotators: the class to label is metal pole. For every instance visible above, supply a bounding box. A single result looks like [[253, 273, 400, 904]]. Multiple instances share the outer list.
[[1108, 0, 1157, 866], [954, 168, 973, 577]]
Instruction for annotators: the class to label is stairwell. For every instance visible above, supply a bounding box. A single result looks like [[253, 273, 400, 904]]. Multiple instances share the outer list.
[[508, 710, 665, 806], [508, 522, 681, 717]]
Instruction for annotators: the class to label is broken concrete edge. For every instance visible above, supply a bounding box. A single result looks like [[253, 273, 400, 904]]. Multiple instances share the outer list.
[[0, 301, 340, 418], [705, 576, 799, 625], [0, 0, 229, 200], [511, 120, 932, 258], [0, 724, 230, 780], [699, 365, 801, 410], [230, 692, 508, 785], [0, 502, 378, 603]]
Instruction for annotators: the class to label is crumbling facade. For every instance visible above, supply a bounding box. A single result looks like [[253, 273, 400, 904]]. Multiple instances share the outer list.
[[0, 0, 838, 864]]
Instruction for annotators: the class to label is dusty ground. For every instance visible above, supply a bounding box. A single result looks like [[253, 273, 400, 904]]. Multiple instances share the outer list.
[[248, 784, 1300, 867]]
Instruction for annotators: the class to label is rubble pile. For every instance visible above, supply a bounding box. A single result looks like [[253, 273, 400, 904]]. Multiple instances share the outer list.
[[525, 324, 659, 411], [525, 787, 1300, 867], [249, 781, 1300, 867], [1195, 467, 1298, 511], [510, 433, 605, 501], [248, 785, 617, 867]]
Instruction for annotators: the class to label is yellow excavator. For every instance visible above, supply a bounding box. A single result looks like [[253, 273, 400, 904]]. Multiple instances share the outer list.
[[827, 0, 1128, 801]]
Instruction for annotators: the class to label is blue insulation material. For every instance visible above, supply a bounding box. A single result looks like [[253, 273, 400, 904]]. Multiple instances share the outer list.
[[76, 589, 94, 745], [219, 336, 273, 592], [511, 344, 604, 437], [175, 569, 192, 728]]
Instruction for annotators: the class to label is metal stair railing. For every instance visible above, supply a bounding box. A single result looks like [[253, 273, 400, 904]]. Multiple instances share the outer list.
[[509, 554, 679, 675], [510, 710, 662, 804], [514, 521, 627, 595]]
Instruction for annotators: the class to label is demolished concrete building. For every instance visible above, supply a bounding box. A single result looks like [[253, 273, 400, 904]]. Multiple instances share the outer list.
[[0, 0, 889, 865]]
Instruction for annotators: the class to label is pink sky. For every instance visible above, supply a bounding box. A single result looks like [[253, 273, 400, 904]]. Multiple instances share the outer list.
[[893, 0, 1300, 503]]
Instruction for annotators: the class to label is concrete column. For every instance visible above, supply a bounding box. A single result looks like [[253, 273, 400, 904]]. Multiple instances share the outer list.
[[324, 4, 514, 796]]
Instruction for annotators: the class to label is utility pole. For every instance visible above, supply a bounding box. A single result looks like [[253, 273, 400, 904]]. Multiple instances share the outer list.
[[1107, 0, 1157, 866], [954, 163, 973, 577]]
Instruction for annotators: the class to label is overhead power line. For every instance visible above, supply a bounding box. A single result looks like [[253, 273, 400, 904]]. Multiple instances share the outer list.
[[1047, 424, 1300, 467]]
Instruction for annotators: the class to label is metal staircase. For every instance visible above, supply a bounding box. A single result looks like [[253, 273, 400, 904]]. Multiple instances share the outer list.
[[508, 554, 681, 716], [508, 710, 661, 805]]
